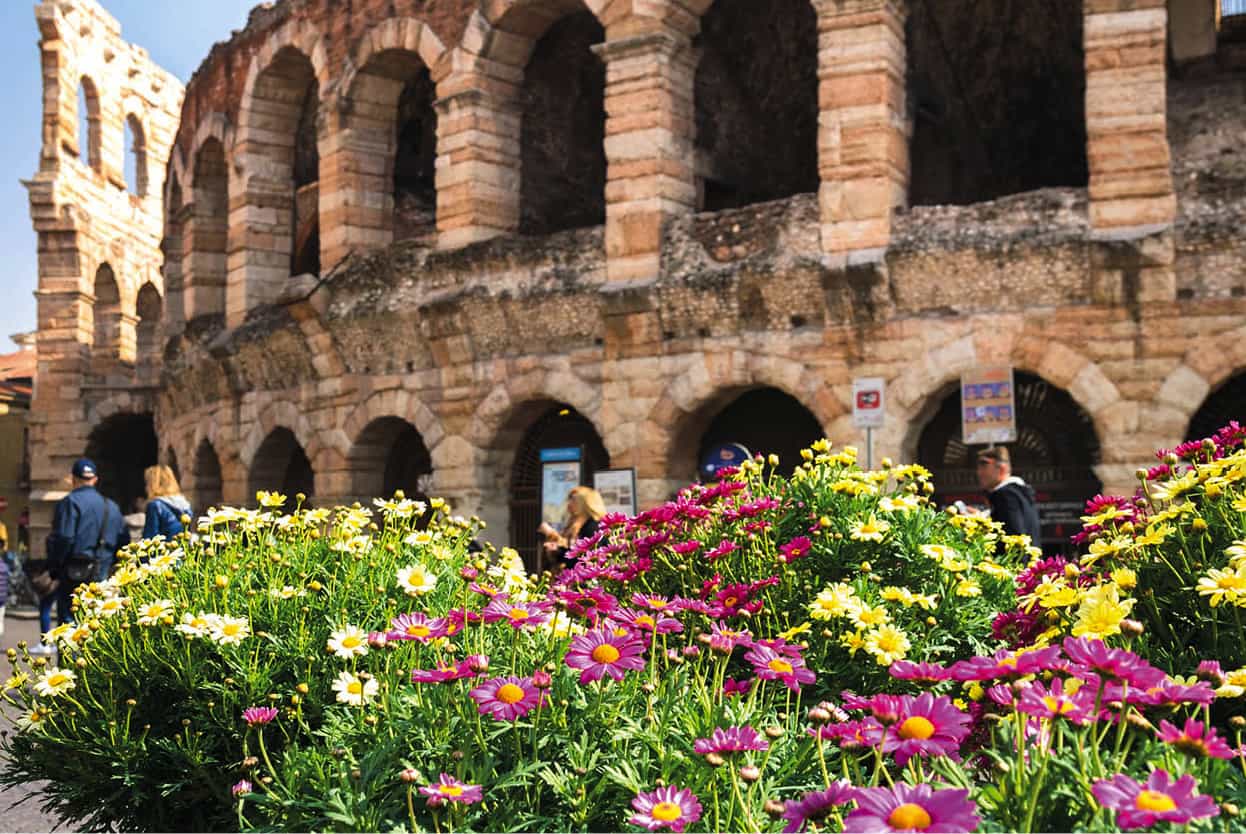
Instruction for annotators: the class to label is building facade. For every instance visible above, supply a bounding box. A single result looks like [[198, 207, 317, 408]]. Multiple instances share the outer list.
[[27, 0, 1246, 563]]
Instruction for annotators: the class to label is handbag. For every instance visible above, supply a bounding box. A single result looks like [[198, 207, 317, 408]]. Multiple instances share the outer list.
[[29, 567, 59, 598], [64, 501, 111, 585]]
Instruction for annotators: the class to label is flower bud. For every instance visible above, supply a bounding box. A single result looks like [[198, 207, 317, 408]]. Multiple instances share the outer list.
[[739, 765, 761, 783], [682, 645, 700, 658], [1223, 803, 1240, 818], [1229, 716, 1246, 730], [242, 756, 259, 769], [1120, 619, 1145, 637], [705, 752, 725, 768], [808, 706, 832, 724], [467, 654, 490, 673], [764, 726, 783, 739], [296, 683, 309, 695], [400, 768, 420, 783], [532, 670, 553, 689], [764, 799, 786, 818]]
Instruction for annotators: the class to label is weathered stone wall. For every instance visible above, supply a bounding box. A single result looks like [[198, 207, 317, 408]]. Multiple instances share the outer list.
[[29, 0, 1246, 555]]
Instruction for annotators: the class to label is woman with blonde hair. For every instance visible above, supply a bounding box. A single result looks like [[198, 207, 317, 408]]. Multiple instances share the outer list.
[[538, 485, 606, 568], [142, 464, 194, 539]]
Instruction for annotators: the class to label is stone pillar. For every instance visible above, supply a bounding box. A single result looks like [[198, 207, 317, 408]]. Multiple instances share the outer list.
[[434, 84, 521, 250], [1084, 0, 1176, 233], [595, 31, 697, 284], [319, 107, 391, 269], [814, 0, 908, 257]]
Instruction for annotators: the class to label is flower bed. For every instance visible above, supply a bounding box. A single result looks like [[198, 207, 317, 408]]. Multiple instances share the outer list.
[[2, 440, 1245, 832]]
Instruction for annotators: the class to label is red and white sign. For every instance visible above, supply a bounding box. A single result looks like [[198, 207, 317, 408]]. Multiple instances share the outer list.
[[852, 377, 886, 429]]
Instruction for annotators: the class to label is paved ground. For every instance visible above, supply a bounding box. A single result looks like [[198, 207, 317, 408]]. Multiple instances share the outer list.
[[1, 608, 66, 833]]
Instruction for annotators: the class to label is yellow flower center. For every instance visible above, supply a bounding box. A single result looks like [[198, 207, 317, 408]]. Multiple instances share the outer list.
[[47, 673, 69, 688], [649, 600, 668, 609], [887, 803, 933, 830], [342, 635, 362, 648], [652, 802, 683, 822], [439, 785, 464, 797], [1042, 696, 1074, 714], [223, 624, 241, 636], [768, 658, 794, 675], [347, 681, 363, 695], [637, 616, 656, 629], [723, 596, 739, 607], [591, 644, 621, 664], [898, 716, 936, 740], [407, 625, 430, 638], [508, 608, 530, 620], [497, 683, 526, 705], [1135, 790, 1177, 813]]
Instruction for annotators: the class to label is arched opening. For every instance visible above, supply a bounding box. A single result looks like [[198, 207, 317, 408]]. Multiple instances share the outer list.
[[349, 417, 433, 502], [192, 439, 224, 512], [85, 413, 157, 515], [249, 427, 315, 504], [134, 282, 162, 385], [690, 388, 824, 479], [914, 371, 1102, 553], [694, 0, 819, 212], [189, 138, 228, 318], [1187, 372, 1246, 442], [77, 77, 101, 172], [163, 177, 186, 325], [518, 9, 606, 235], [91, 264, 123, 377], [906, 0, 1087, 206], [124, 115, 148, 197], [507, 403, 609, 571], [394, 68, 438, 243], [248, 47, 320, 280]]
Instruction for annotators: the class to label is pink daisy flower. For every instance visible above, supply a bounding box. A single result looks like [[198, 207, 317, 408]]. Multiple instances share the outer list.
[[744, 644, 816, 692], [781, 781, 854, 833], [881, 693, 971, 766], [469, 582, 507, 599], [693, 725, 769, 756], [845, 783, 980, 833], [949, 646, 1064, 682], [609, 608, 684, 635], [629, 785, 702, 832], [1123, 678, 1216, 707], [1157, 718, 1235, 760], [558, 588, 618, 622], [482, 598, 552, 630], [778, 536, 814, 564], [704, 540, 739, 562], [1016, 678, 1097, 725], [564, 629, 646, 684], [469, 675, 544, 721], [723, 677, 752, 698], [1062, 637, 1164, 688], [419, 773, 484, 807], [889, 660, 952, 683], [387, 612, 449, 643], [707, 622, 753, 653], [232, 779, 252, 797], [1092, 770, 1218, 829], [411, 660, 474, 684], [812, 718, 884, 750], [630, 593, 685, 613], [242, 706, 278, 726]]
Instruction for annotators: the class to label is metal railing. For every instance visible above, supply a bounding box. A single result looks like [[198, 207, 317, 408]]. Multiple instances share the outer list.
[[1226, 0, 1246, 17]]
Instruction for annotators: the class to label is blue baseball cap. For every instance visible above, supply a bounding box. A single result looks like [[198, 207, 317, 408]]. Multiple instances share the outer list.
[[71, 458, 97, 479]]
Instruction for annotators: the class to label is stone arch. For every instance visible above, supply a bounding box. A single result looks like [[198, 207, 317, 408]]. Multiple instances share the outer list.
[[231, 22, 329, 322], [332, 18, 449, 253], [76, 74, 102, 172], [134, 282, 162, 385], [247, 426, 316, 504], [341, 388, 446, 461], [84, 411, 158, 513], [187, 137, 229, 318], [468, 369, 603, 452], [90, 263, 124, 375], [647, 352, 841, 483], [123, 110, 149, 197], [191, 438, 225, 512], [240, 400, 320, 470]]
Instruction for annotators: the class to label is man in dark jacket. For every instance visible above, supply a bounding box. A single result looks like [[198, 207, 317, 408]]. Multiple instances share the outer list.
[[975, 446, 1042, 546], [47, 458, 129, 622]]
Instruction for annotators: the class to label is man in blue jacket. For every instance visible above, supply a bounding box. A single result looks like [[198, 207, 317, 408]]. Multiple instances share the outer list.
[[47, 458, 129, 623]]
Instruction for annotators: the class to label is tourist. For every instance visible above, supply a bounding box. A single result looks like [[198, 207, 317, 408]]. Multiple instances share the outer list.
[[539, 486, 606, 569], [46, 458, 129, 619], [142, 464, 193, 539], [974, 446, 1042, 545]]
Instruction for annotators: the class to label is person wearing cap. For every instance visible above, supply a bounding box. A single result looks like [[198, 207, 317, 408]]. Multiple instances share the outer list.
[[45, 459, 129, 619], [975, 446, 1042, 547]]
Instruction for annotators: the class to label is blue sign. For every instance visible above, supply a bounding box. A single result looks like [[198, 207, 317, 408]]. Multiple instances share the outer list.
[[539, 447, 582, 463], [700, 442, 751, 479]]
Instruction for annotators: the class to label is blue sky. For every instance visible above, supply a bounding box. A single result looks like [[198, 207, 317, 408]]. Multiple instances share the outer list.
[[0, 0, 260, 352]]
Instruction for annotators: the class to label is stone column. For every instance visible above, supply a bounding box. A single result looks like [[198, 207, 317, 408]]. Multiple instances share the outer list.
[[434, 83, 522, 250], [319, 106, 392, 269], [595, 31, 697, 284], [1084, 0, 1176, 233], [813, 0, 908, 258]]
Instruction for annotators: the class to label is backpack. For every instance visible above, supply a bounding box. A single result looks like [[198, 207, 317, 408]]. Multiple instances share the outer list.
[[64, 501, 111, 584]]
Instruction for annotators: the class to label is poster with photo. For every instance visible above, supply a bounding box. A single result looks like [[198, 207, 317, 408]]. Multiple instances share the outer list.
[[594, 468, 637, 517], [961, 366, 1018, 445]]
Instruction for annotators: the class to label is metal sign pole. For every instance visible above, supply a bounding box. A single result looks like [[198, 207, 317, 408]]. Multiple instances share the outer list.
[[866, 427, 874, 470]]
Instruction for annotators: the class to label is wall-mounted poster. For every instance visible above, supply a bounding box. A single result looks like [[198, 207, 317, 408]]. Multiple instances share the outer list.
[[961, 366, 1018, 445], [594, 468, 637, 517], [540, 447, 582, 527]]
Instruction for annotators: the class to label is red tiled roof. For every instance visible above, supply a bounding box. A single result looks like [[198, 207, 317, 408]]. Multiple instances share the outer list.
[[0, 348, 34, 382]]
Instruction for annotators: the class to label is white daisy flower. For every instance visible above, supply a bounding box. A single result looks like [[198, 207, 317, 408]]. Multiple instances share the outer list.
[[326, 625, 369, 659], [34, 668, 76, 697], [396, 564, 437, 596], [331, 671, 377, 706], [136, 600, 175, 626], [208, 615, 250, 646]]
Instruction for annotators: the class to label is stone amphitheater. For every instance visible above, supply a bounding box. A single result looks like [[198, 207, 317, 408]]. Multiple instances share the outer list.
[[25, 0, 1246, 566]]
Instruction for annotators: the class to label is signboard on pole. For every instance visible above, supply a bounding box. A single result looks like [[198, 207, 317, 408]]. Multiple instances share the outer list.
[[852, 377, 886, 429], [961, 366, 1017, 445], [594, 468, 637, 517], [700, 443, 751, 481], [539, 447, 582, 527]]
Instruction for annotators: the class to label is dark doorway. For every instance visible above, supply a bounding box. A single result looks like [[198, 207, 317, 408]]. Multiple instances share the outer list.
[[509, 405, 609, 572], [696, 388, 824, 478], [694, 0, 819, 212], [291, 74, 320, 276], [350, 417, 433, 502], [906, 0, 1087, 205], [85, 413, 158, 515], [1187, 373, 1246, 442], [394, 68, 438, 243], [916, 372, 1102, 552], [249, 428, 314, 504], [192, 440, 224, 512], [518, 10, 606, 235]]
